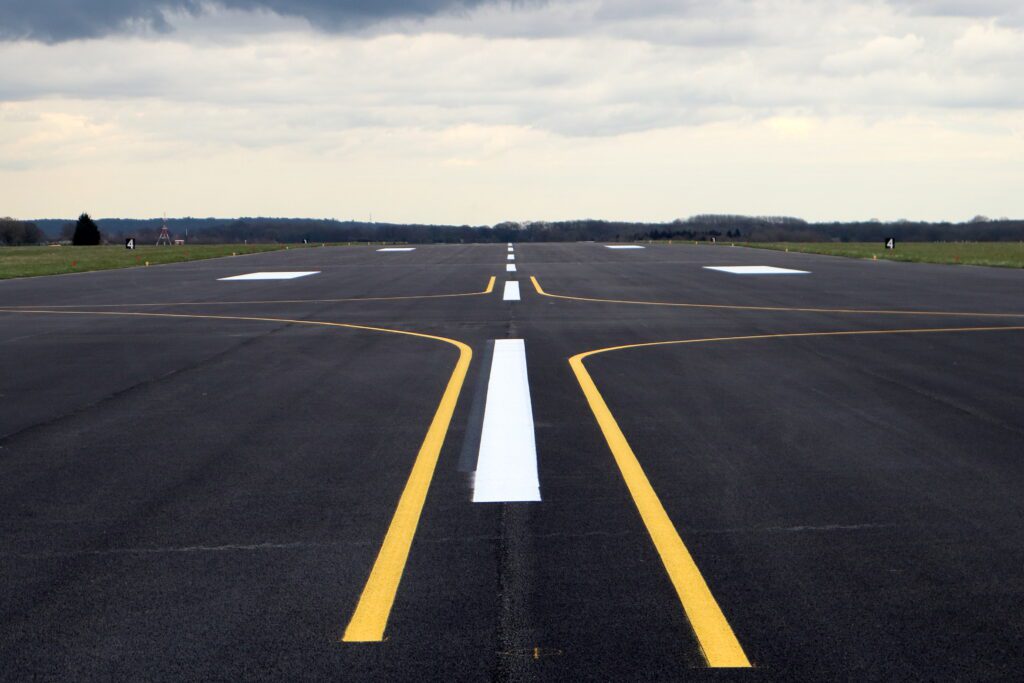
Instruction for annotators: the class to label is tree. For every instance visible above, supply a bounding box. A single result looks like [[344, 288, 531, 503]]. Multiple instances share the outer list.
[[0, 218, 45, 245], [72, 213, 101, 245]]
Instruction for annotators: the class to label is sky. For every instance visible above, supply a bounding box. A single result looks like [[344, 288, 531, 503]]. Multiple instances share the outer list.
[[1, 0, 1023, 223]]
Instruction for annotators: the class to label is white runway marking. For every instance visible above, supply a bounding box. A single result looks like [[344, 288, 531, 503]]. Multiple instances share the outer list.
[[506, 264, 517, 272], [508, 254, 515, 260], [218, 271, 319, 281], [377, 247, 416, 252], [605, 245, 645, 249], [704, 266, 810, 275], [503, 281, 521, 301], [473, 340, 540, 503], [508, 247, 514, 252]]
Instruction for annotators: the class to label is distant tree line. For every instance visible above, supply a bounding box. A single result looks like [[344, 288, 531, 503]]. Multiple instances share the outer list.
[[23, 214, 1024, 245], [0, 218, 45, 245]]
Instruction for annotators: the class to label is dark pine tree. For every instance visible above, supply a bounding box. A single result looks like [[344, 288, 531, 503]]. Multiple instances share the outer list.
[[72, 213, 101, 245]]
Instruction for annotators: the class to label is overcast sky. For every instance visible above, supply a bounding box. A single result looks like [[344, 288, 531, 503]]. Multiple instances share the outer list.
[[2, 0, 1023, 222]]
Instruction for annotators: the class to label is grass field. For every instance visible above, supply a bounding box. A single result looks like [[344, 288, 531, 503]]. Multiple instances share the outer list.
[[737, 242, 1024, 268], [0, 244, 291, 280]]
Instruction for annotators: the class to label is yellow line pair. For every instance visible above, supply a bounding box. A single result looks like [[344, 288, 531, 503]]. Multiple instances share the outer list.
[[5, 305, 1021, 668]]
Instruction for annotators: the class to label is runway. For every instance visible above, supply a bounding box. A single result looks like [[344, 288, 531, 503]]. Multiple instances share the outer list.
[[1, 242, 1022, 679]]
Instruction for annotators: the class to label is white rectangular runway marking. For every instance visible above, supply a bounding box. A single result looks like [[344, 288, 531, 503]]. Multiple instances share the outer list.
[[503, 281, 521, 301], [605, 245, 645, 249], [377, 247, 416, 252], [218, 271, 319, 281], [507, 254, 515, 260], [704, 266, 809, 275], [473, 339, 540, 503], [508, 247, 514, 252], [506, 264, 517, 272]]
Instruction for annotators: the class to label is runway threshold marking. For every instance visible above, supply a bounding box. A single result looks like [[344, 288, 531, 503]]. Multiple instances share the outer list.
[[503, 281, 521, 301], [569, 324, 1024, 668], [473, 339, 540, 502], [4, 277, 497, 309], [0, 307, 472, 644], [530, 276, 1024, 319]]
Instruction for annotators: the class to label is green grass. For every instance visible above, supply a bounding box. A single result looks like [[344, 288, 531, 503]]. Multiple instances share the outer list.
[[0, 244, 292, 280], [735, 242, 1024, 268]]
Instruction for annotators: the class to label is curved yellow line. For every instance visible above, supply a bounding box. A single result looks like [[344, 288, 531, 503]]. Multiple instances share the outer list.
[[570, 324, 1024, 668], [342, 341, 471, 642], [0, 307, 471, 644], [532, 276, 1024, 319], [3, 276, 497, 309]]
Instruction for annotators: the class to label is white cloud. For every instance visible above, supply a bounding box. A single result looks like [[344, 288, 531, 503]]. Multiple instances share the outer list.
[[952, 21, 1024, 62], [822, 34, 925, 74]]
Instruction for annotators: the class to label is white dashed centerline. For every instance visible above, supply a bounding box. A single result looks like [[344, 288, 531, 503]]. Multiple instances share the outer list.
[[377, 247, 416, 252], [503, 281, 521, 301], [507, 254, 515, 261], [506, 264, 517, 272], [473, 339, 541, 503]]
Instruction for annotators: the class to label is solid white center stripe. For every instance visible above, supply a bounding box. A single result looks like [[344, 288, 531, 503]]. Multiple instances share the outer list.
[[218, 271, 319, 281], [473, 339, 540, 503], [704, 265, 809, 275], [506, 264, 517, 272], [503, 281, 521, 301]]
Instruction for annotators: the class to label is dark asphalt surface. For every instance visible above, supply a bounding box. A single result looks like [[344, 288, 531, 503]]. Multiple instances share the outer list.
[[1, 242, 1022, 680]]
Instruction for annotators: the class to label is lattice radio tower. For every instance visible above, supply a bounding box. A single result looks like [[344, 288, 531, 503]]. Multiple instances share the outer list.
[[155, 214, 172, 246]]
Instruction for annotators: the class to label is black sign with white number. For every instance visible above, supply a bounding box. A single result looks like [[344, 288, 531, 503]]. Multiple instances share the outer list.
[[125, 238, 135, 250], [885, 238, 895, 250]]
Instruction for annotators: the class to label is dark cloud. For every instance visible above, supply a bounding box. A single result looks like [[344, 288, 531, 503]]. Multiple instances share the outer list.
[[0, 0, 497, 42]]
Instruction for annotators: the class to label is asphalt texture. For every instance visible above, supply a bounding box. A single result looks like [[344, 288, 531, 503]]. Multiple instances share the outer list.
[[1, 242, 1022, 680]]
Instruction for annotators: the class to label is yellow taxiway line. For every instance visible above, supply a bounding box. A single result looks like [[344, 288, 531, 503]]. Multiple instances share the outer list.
[[2, 276, 496, 309], [570, 324, 1024, 668], [532, 276, 1024, 318], [0, 307, 472, 644], [342, 340, 471, 641]]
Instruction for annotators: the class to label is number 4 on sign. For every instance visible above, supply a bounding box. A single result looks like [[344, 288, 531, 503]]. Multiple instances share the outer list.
[[125, 238, 135, 250], [885, 238, 895, 250]]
